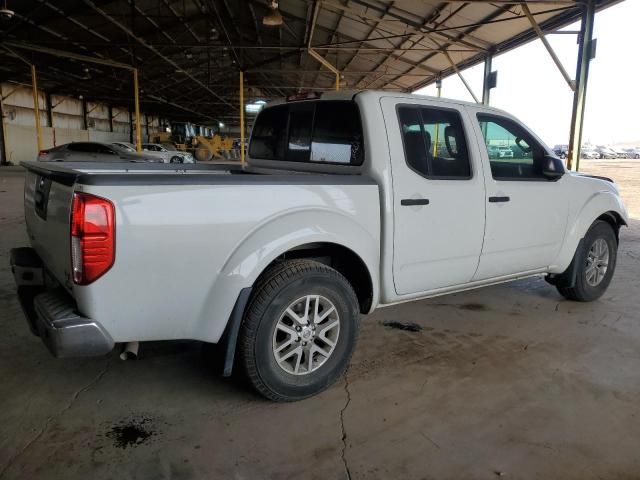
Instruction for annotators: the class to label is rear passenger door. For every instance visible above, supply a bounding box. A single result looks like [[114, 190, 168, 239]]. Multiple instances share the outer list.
[[470, 112, 568, 280], [381, 98, 486, 295]]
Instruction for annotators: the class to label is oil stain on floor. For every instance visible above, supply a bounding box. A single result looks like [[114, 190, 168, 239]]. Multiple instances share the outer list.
[[106, 417, 157, 449]]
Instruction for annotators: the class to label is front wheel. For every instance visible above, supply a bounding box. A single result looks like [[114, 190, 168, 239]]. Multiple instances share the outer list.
[[239, 260, 360, 402], [557, 220, 618, 302]]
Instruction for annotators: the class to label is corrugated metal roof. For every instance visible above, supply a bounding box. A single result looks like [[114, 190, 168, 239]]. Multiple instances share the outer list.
[[0, 0, 621, 122]]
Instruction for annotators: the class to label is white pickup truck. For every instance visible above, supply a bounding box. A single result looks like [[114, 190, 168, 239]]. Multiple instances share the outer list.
[[10, 91, 628, 401]]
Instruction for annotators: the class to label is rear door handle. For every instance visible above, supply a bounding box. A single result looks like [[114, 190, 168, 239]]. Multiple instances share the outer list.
[[401, 198, 429, 206], [488, 196, 510, 203]]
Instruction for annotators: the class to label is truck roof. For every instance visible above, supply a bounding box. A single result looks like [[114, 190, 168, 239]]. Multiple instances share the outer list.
[[265, 89, 510, 116]]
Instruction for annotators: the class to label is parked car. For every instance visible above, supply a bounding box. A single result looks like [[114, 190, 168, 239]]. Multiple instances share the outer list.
[[623, 147, 640, 159], [487, 145, 514, 159], [38, 142, 159, 162], [142, 143, 195, 163], [595, 146, 618, 159], [553, 144, 568, 159], [581, 149, 600, 159], [12, 91, 628, 401], [112, 142, 194, 163], [610, 147, 629, 159]]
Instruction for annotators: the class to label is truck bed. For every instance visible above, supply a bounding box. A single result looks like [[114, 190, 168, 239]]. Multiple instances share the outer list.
[[22, 161, 373, 186], [20, 160, 380, 346]]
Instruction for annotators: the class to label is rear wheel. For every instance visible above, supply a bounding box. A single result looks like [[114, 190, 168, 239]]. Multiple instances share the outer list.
[[556, 220, 617, 302], [239, 259, 360, 402]]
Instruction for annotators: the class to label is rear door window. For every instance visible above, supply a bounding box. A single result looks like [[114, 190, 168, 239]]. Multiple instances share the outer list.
[[397, 105, 471, 179]]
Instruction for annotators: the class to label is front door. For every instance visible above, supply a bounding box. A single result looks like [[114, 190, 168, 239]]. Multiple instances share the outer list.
[[381, 97, 486, 295], [470, 112, 568, 280]]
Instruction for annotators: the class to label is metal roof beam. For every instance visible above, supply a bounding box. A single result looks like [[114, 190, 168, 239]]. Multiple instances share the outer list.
[[161, 0, 201, 43], [343, 0, 489, 51], [81, 0, 233, 107], [443, 50, 479, 103], [379, 2, 517, 90], [252, 0, 439, 77], [521, 3, 575, 90], [404, 2, 581, 92]]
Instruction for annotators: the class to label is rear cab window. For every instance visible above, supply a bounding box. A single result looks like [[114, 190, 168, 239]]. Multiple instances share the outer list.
[[249, 100, 364, 166]]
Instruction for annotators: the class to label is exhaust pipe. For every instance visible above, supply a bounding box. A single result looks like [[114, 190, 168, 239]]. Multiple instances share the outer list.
[[120, 341, 139, 360]]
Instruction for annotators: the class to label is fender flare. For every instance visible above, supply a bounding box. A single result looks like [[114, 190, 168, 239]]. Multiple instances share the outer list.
[[195, 208, 380, 345], [550, 190, 627, 274]]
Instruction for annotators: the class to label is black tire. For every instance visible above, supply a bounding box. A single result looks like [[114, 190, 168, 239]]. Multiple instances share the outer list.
[[170, 156, 183, 163], [557, 220, 618, 302], [239, 259, 360, 402]]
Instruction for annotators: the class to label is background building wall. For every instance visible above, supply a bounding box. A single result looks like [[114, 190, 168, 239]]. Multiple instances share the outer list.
[[0, 83, 161, 164]]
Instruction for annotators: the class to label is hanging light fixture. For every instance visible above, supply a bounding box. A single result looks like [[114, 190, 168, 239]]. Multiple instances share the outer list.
[[0, 0, 15, 20], [263, 0, 283, 27]]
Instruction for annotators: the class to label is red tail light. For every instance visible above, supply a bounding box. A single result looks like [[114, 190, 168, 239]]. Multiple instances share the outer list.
[[38, 150, 48, 158], [71, 192, 115, 285]]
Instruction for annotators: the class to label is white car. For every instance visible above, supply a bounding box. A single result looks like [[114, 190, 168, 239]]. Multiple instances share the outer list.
[[39, 142, 159, 163], [112, 142, 195, 163], [142, 143, 195, 163], [12, 90, 628, 402], [624, 147, 640, 159], [487, 145, 515, 159], [581, 149, 600, 159]]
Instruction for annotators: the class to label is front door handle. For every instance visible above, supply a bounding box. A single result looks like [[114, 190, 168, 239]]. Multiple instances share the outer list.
[[401, 198, 430, 206], [488, 196, 510, 203]]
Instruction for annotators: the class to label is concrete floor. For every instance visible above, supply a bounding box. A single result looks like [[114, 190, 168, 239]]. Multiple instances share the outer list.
[[1, 161, 639, 480]]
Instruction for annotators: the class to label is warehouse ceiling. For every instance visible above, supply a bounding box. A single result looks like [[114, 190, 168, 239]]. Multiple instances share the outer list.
[[0, 0, 620, 124]]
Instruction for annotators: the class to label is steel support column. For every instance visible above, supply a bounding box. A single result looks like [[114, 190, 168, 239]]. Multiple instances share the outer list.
[[108, 105, 114, 132], [128, 110, 133, 143], [31, 65, 43, 152], [133, 68, 142, 152], [567, 0, 595, 171], [45, 92, 53, 128], [240, 70, 245, 167], [482, 52, 494, 105], [0, 93, 7, 165], [81, 98, 88, 130]]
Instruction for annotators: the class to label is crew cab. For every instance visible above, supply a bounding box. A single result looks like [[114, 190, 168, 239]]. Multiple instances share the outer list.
[[10, 91, 628, 401]]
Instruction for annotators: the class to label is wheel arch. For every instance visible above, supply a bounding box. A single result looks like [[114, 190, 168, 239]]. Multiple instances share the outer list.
[[196, 208, 379, 345], [596, 210, 626, 242], [218, 242, 376, 379], [256, 241, 375, 314], [550, 191, 628, 274]]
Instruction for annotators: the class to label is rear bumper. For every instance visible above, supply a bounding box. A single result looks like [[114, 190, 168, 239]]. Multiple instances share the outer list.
[[10, 247, 114, 358]]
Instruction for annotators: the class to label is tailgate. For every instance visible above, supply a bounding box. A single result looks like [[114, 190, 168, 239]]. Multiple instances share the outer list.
[[23, 164, 77, 290]]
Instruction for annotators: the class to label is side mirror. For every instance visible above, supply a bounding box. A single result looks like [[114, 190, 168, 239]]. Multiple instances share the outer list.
[[542, 154, 565, 180]]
